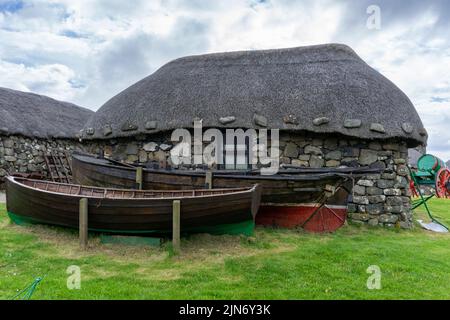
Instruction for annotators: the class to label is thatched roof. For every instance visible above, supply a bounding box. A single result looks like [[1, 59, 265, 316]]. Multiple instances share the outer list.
[[83, 44, 426, 147], [0, 87, 93, 139]]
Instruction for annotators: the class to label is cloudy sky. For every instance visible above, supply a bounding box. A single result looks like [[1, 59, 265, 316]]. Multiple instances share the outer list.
[[0, 0, 449, 160]]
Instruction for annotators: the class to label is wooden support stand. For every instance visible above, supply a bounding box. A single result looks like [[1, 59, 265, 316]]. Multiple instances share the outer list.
[[205, 171, 213, 189], [79, 198, 88, 250], [136, 167, 143, 190], [172, 200, 181, 254]]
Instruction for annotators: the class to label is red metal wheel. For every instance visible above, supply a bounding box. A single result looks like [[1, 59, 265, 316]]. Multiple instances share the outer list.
[[436, 168, 450, 198]]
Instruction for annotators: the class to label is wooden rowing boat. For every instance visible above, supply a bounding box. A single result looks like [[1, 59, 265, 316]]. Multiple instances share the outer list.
[[6, 176, 262, 236], [71, 153, 381, 232]]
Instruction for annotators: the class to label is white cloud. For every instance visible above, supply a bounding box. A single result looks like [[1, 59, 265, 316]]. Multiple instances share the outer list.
[[0, 59, 83, 101]]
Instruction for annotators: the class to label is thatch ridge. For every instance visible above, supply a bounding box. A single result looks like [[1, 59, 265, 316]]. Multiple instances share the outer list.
[[0, 87, 93, 139], [83, 44, 426, 147]]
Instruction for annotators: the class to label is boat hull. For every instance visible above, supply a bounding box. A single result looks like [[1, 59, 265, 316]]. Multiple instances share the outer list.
[[6, 177, 261, 236], [72, 154, 352, 205], [257, 204, 347, 233]]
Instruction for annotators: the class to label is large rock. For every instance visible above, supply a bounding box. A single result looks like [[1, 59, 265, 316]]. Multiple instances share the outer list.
[[367, 187, 383, 195], [4, 156, 16, 162], [350, 213, 370, 221], [325, 150, 342, 160], [309, 155, 324, 168], [17, 153, 27, 160], [125, 144, 139, 155], [219, 116, 236, 125], [145, 120, 158, 130], [379, 214, 399, 224], [298, 154, 311, 161], [3, 139, 14, 148], [384, 189, 402, 196], [366, 204, 384, 215], [27, 163, 38, 172], [284, 143, 299, 158], [384, 205, 403, 214], [143, 142, 158, 152], [326, 160, 340, 167], [344, 119, 362, 128], [138, 150, 148, 163], [368, 195, 386, 204], [342, 147, 359, 157], [352, 196, 369, 205], [312, 117, 330, 126], [368, 142, 382, 150], [353, 185, 366, 196], [396, 165, 409, 176], [154, 151, 167, 162], [394, 176, 408, 188], [341, 158, 359, 167], [370, 123, 385, 133], [253, 114, 268, 127], [304, 145, 322, 156], [359, 149, 378, 165], [377, 179, 395, 189], [126, 155, 138, 163], [159, 144, 172, 151], [358, 180, 374, 187], [291, 159, 308, 167], [382, 172, 396, 180], [324, 139, 338, 149], [386, 196, 403, 206]]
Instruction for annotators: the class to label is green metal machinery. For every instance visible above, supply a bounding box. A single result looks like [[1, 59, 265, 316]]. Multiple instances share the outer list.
[[409, 154, 449, 231]]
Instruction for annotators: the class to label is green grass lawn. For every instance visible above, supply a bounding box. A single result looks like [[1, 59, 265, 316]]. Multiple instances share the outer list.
[[1, 199, 449, 300]]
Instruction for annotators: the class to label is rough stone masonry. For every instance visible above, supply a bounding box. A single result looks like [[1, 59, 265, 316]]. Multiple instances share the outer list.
[[92, 131, 412, 229]]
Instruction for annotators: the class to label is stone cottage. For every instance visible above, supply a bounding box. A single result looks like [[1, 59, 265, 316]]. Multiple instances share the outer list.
[[0, 87, 94, 188], [80, 44, 427, 228]]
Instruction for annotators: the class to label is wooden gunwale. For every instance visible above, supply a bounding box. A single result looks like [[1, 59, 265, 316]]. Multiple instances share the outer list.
[[10, 176, 255, 200]]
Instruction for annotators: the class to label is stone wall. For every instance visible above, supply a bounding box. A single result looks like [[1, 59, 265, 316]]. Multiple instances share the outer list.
[[0, 135, 99, 188], [1, 131, 413, 228], [93, 131, 412, 229]]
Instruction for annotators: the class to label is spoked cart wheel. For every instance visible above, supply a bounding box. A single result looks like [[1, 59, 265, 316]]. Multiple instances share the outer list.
[[435, 168, 450, 198]]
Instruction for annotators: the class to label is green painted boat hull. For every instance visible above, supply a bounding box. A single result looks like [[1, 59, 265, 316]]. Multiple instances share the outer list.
[[7, 211, 255, 237]]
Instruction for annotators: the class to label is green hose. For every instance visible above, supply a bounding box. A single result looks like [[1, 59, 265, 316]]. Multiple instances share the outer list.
[[11, 277, 43, 300]]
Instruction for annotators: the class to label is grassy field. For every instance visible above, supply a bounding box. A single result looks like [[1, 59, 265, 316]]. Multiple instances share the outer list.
[[0, 199, 449, 300]]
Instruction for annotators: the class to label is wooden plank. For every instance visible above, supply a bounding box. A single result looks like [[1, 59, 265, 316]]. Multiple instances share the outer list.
[[205, 171, 213, 189], [136, 167, 143, 190], [172, 200, 181, 254], [79, 198, 88, 250]]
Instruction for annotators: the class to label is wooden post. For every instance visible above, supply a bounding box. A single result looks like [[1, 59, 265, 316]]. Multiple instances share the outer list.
[[79, 198, 88, 250], [172, 200, 181, 254], [205, 171, 213, 189], [136, 167, 143, 190]]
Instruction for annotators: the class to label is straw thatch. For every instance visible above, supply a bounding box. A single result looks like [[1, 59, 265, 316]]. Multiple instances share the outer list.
[[0, 87, 93, 139], [83, 44, 426, 147]]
